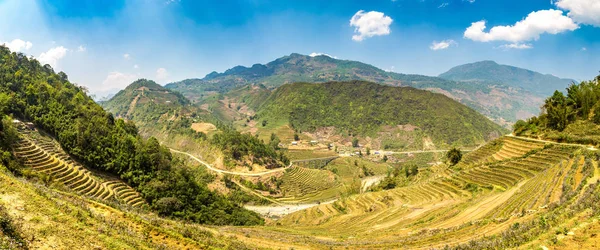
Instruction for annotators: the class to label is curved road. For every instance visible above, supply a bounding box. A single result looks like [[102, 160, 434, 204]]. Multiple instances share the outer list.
[[169, 148, 291, 176]]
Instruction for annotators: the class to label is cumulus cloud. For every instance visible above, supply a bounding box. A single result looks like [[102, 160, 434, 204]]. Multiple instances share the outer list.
[[2, 39, 33, 52], [309, 52, 337, 59], [100, 71, 137, 91], [438, 3, 449, 8], [350, 10, 393, 41], [134, 64, 139, 69], [430, 40, 457, 50], [123, 53, 130, 60], [555, 0, 600, 27], [464, 9, 578, 43], [500, 43, 533, 49], [77, 45, 86, 52], [156, 68, 169, 82], [38, 46, 68, 68]]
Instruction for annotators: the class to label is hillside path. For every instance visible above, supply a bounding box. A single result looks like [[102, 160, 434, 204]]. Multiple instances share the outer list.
[[169, 148, 290, 176], [507, 134, 597, 150]]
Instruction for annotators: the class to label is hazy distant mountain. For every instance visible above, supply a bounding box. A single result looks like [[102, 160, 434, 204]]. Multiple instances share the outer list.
[[166, 54, 556, 126], [439, 60, 575, 95]]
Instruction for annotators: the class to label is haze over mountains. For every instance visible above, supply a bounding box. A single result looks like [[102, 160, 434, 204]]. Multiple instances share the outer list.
[[439, 60, 576, 96], [166, 53, 572, 126]]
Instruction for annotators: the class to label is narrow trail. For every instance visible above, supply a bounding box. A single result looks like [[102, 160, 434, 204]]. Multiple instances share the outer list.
[[125, 93, 141, 118], [506, 134, 597, 151], [169, 148, 290, 176]]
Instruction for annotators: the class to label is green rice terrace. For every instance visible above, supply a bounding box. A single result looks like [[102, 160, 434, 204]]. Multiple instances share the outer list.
[[12, 125, 146, 209], [215, 135, 600, 249]]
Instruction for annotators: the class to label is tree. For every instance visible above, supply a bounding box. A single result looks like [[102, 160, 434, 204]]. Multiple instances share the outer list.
[[366, 147, 371, 155], [262, 120, 268, 127], [383, 155, 388, 162], [294, 133, 300, 141], [352, 138, 359, 148], [446, 147, 462, 166], [544, 91, 574, 131]]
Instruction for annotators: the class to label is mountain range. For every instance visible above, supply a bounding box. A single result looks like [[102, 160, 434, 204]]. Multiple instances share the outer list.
[[166, 53, 572, 126], [439, 60, 575, 96]]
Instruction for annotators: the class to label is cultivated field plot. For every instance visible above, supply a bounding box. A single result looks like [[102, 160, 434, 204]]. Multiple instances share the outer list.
[[12, 128, 146, 208], [277, 166, 342, 203], [218, 136, 600, 249]]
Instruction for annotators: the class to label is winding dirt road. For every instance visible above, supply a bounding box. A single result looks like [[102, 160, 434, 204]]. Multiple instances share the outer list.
[[169, 148, 290, 176]]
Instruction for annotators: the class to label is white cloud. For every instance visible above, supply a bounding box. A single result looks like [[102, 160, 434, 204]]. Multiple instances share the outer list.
[[500, 43, 533, 49], [464, 10, 578, 43], [123, 53, 130, 60], [2, 39, 33, 52], [438, 3, 449, 8], [77, 45, 86, 52], [309, 52, 337, 59], [100, 71, 137, 92], [156, 68, 169, 82], [581, 47, 587, 51], [430, 40, 457, 50], [134, 64, 139, 69], [38, 46, 68, 68], [350, 10, 393, 41], [555, 0, 600, 26]]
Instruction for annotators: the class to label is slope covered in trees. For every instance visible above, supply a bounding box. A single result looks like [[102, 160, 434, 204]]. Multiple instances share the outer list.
[[103, 78, 189, 121], [253, 81, 506, 147], [514, 74, 600, 146], [165, 53, 549, 125], [0, 45, 262, 226]]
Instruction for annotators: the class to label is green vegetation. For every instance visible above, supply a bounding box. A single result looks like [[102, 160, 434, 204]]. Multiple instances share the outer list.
[[256, 81, 505, 147], [0, 46, 262, 226], [0, 204, 27, 249], [166, 53, 551, 125], [446, 147, 463, 166], [210, 125, 289, 168], [514, 74, 600, 146]]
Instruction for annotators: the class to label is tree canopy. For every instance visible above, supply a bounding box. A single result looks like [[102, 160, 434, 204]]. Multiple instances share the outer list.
[[0, 45, 262, 226]]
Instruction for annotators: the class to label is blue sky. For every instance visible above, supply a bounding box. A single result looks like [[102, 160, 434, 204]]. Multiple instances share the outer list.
[[1, 0, 599, 98]]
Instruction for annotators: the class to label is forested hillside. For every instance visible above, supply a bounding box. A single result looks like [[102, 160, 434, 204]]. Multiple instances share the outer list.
[[102, 79, 289, 169], [166, 53, 549, 126], [0, 45, 262, 226], [253, 81, 506, 147], [514, 74, 600, 145], [103, 79, 189, 121]]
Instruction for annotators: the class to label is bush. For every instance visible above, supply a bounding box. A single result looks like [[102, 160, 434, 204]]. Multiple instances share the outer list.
[[446, 148, 462, 166]]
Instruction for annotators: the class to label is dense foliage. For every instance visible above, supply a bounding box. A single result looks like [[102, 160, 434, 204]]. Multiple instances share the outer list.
[[165, 53, 547, 125], [0, 46, 262, 225], [256, 81, 505, 146], [514, 74, 600, 145], [211, 124, 289, 168], [446, 148, 463, 166], [103, 79, 189, 122]]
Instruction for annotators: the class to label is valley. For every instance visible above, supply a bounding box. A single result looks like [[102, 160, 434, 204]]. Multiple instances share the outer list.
[[2, 39, 600, 249]]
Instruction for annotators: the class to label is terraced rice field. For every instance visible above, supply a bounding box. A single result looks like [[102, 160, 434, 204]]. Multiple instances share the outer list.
[[219, 136, 600, 249], [278, 166, 342, 203], [12, 128, 146, 208]]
